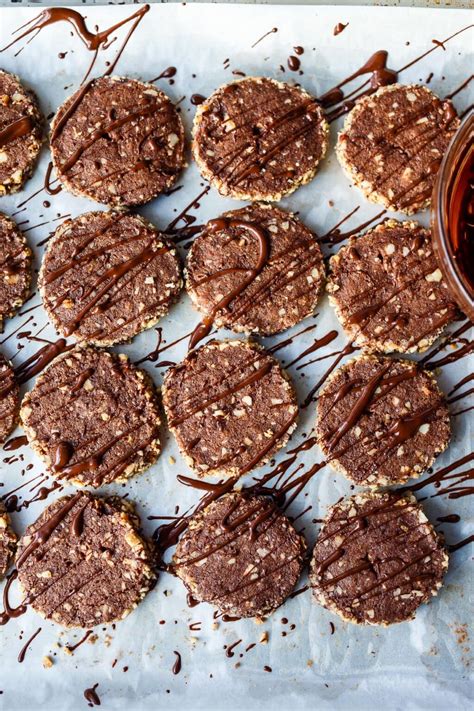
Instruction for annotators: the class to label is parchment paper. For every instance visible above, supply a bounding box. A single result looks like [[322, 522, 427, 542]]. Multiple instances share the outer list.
[[0, 5, 472, 710]]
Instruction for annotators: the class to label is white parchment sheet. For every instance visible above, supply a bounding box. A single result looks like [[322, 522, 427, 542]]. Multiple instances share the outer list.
[[0, 5, 472, 710]]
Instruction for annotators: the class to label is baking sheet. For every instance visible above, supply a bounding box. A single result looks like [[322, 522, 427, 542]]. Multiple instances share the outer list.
[[0, 4, 473, 710]]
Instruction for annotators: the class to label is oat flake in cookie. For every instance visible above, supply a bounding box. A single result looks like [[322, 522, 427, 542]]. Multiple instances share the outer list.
[[310, 490, 448, 625], [50, 76, 185, 207], [0, 353, 20, 444], [336, 84, 459, 214], [0, 70, 43, 195], [162, 340, 298, 477], [316, 354, 450, 487], [0, 212, 32, 330], [186, 203, 324, 337], [39, 211, 182, 346], [192, 77, 328, 201], [173, 491, 306, 617], [0, 503, 17, 580], [327, 220, 457, 353], [16, 492, 155, 627], [20, 346, 161, 487]]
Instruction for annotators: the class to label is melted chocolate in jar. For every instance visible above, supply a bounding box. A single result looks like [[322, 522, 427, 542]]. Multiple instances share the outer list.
[[448, 141, 474, 295]]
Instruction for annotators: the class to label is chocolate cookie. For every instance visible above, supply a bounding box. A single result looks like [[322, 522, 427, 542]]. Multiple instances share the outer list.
[[0, 353, 20, 444], [316, 355, 450, 487], [327, 220, 457, 353], [336, 84, 459, 214], [185, 203, 324, 338], [0, 70, 43, 195], [173, 491, 306, 617], [192, 77, 328, 201], [162, 340, 298, 477], [0, 212, 32, 330], [16, 492, 155, 627], [310, 490, 448, 625], [39, 211, 182, 346], [0, 503, 17, 580], [50, 76, 185, 207], [20, 346, 161, 487]]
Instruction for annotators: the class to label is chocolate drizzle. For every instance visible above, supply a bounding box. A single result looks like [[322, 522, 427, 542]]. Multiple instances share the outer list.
[[1, 6, 150, 83], [84, 683, 101, 707], [0, 116, 36, 149], [17, 626, 42, 663]]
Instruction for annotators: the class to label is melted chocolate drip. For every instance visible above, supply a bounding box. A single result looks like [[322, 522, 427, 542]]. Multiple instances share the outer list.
[[84, 683, 101, 707], [172, 650, 182, 674], [17, 627, 42, 663]]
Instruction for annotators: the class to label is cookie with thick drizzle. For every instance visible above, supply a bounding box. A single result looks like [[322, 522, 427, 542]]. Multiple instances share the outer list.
[[162, 339, 298, 478], [20, 346, 161, 486], [185, 203, 324, 340], [310, 490, 448, 625], [173, 491, 306, 618], [50, 76, 185, 207], [192, 77, 328, 201], [0, 70, 43, 195], [316, 354, 451, 487], [39, 210, 182, 346]]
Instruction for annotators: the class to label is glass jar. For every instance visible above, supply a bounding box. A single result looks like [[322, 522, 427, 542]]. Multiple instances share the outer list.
[[431, 110, 474, 322]]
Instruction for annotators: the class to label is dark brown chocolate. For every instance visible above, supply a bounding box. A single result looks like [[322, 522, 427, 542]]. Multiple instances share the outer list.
[[173, 491, 306, 617], [50, 76, 185, 207], [186, 203, 324, 339], [310, 490, 448, 625], [20, 346, 161, 486], [39, 211, 182, 346], [162, 340, 298, 477]]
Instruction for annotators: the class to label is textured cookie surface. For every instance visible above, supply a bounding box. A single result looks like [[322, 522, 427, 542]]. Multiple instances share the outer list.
[[327, 220, 457, 353], [0, 503, 17, 579], [50, 76, 185, 206], [0, 70, 43, 195], [192, 77, 328, 201], [39, 210, 182, 346], [173, 491, 306, 617], [0, 212, 32, 329], [316, 355, 450, 486], [186, 203, 324, 336], [162, 340, 298, 477], [0, 353, 20, 444], [20, 347, 161, 486], [336, 84, 459, 214], [310, 490, 448, 625], [16, 492, 155, 627]]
